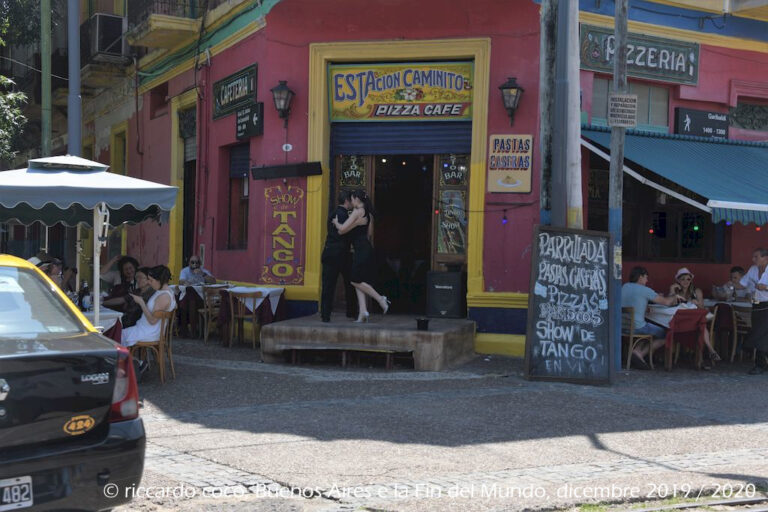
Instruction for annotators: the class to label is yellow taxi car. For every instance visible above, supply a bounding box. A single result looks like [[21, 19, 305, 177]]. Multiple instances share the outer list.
[[0, 254, 145, 511]]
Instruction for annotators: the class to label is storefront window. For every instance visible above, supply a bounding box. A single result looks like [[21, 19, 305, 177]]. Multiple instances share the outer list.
[[227, 144, 250, 250], [588, 165, 727, 263], [591, 77, 669, 133]]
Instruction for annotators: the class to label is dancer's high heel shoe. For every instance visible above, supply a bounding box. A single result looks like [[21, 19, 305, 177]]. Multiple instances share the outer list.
[[380, 296, 391, 315], [354, 312, 370, 323]]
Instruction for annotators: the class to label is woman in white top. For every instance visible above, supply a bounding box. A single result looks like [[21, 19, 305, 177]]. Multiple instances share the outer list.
[[121, 265, 176, 347]]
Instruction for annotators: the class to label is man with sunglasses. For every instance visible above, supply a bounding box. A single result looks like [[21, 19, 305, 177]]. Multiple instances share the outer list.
[[178, 256, 216, 337], [179, 256, 216, 286]]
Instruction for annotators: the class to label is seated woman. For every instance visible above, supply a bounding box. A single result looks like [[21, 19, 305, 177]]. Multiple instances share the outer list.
[[668, 267, 704, 307], [38, 256, 77, 294], [102, 256, 140, 312], [120, 267, 155, 329], [121, 265, 176, 348], [668, 267, 721, 363]]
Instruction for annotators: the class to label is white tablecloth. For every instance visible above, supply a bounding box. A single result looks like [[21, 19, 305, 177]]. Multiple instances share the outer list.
[[702, 299, 753, 309], [84, 307, 122, 331], [227, 286, 284, 315], [171, 283, 228, 302]]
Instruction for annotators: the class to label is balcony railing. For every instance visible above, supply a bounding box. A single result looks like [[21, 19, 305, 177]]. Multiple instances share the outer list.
[[128, 0, 204, 30]]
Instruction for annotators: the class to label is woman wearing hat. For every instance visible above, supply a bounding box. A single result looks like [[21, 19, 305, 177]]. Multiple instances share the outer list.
[[669, 267, 704, 308], [669, 267, 721, 363]]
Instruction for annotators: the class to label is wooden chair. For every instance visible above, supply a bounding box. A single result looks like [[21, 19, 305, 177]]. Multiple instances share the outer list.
[[665, 309, 708, 371], [731, 304, 754, 362], [129, 310, 176, 384], [198, 286, 223, 344], [621, 307, 654, 369], [709, 303, 737, 362], [229, 290, 263, 349]]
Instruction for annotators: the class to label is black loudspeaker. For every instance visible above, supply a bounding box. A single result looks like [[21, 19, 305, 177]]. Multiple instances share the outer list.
[[426, 271, 466, 319]]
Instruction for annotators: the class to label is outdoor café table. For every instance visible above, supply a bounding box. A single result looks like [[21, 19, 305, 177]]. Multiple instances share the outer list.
[[647, 303, 714, 328], [170, 283, 229, 302], [702, 298, 753, 309], [84, 306, 122, 332], [216, 286, 286, 346]]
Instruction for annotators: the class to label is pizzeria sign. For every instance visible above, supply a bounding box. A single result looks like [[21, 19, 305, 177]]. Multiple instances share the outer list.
[[329, 61, 473, 122], [580, 25, 699, 85]]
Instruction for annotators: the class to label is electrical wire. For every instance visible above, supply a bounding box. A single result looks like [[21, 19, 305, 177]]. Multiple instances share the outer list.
[[0, 56, 68, 81]]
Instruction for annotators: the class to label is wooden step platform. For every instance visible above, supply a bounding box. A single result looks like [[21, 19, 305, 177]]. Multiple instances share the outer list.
[[260, 314, 476, 371]]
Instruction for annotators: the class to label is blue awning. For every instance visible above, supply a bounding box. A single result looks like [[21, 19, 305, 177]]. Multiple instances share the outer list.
[[581, 126, 768, 225]]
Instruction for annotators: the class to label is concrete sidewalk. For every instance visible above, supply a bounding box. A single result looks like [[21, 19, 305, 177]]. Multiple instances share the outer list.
[[118, 338, 768, 511]]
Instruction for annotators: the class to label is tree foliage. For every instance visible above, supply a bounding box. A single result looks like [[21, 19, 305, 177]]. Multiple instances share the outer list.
[[0, 6, 27, 165], [0, 0, 65, 47]]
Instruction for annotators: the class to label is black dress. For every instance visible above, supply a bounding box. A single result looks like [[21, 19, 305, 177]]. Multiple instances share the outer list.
[[350, 210, 375, 284]]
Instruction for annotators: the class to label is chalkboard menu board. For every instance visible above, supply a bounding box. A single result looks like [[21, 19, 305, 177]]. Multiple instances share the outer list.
[[525, 226, 613, 384]]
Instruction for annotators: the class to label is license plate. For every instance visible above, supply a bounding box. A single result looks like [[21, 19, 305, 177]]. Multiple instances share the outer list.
[[0, 476, 32, 511]]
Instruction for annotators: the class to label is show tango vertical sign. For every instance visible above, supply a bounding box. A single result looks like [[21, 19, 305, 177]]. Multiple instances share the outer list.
[[260, 185, 305, 285]]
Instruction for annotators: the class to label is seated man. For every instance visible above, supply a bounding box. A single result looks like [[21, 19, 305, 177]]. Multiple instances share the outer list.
[[622, 266, 683, 370], [723, 266, 751, 299], [177, 256, 216, 337]]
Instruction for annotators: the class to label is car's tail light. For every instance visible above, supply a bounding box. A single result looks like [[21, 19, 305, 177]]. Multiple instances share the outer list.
[[110, 345, 139, 422]]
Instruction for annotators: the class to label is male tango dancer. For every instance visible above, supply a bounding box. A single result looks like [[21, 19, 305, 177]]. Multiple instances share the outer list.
[[320, 190, 357, 322]]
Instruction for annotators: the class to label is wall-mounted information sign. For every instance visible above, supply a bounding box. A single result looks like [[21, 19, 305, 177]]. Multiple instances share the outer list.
[[580, 24, 699, 85], [329, 61, 473, 122], [674, 108, 728, 139], [213, 64, 257, 119], [236, 102, 264, 139]]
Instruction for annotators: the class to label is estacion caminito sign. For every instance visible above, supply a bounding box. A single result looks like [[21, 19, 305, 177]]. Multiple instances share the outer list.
[[329, 62, 473, 121], [580, 25, 699, 85]]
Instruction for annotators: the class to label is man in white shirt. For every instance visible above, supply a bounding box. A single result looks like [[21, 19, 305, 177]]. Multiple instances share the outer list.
[[179, 256, 216, 286], [740, 248, 768, 374], [178, 256, 216, 337]]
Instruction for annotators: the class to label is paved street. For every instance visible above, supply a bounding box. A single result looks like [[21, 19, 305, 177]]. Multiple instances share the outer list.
[[116, 336, 768, 511]]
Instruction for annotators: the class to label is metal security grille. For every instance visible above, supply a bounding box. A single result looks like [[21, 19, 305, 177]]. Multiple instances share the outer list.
[[331, 122, 472, 156]]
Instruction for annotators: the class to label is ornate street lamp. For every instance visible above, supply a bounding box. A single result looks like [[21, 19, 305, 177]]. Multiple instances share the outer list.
[[270, 80, 295, 127], [499, 77, 524, 126]]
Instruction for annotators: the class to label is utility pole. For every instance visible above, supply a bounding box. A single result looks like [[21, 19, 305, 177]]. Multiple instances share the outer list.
[[550, 0, 570, 227], [564, 0, 582, 229], [551, 0, 580, 227], [41, 0, 51, 254], [538, 0, 557, 226], [41, 0, 51, 157], [67, 0, 81, 156], [609, 0, 629, 372]]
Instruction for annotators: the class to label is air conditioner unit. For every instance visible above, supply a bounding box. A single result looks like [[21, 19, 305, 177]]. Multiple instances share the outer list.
[[90, 13, 127, 63]]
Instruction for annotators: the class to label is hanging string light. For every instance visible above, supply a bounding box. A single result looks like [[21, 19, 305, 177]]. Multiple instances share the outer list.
[[502, 210, 508, 225]]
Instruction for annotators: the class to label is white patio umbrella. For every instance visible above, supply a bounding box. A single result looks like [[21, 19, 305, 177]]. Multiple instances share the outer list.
[[0, 155, 178, 326]]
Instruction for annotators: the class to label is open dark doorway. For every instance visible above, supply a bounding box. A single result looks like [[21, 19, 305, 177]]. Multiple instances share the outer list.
[[373, 154, 433, 314], [182, 160, 196, 262]]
